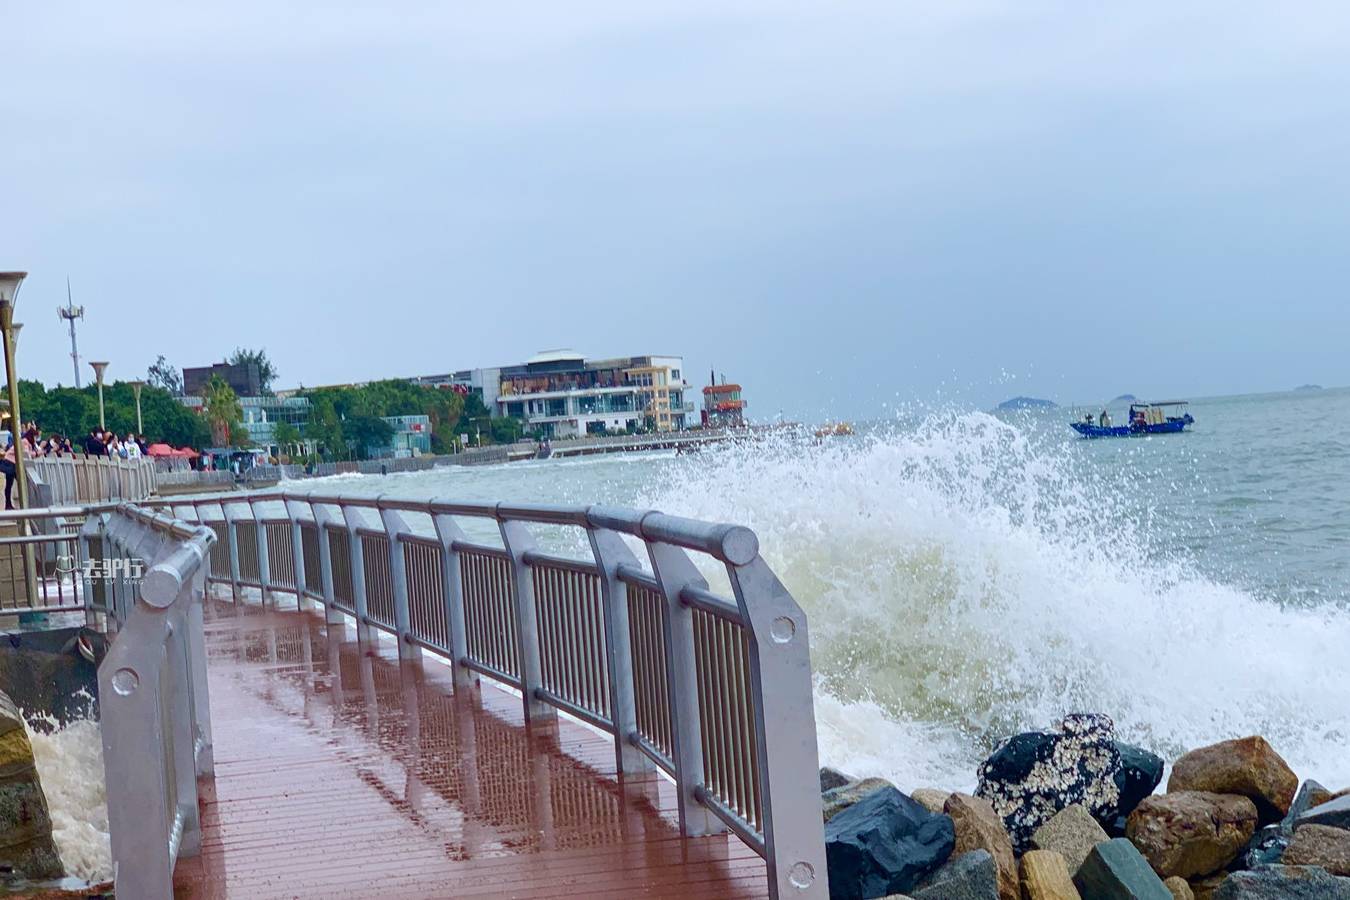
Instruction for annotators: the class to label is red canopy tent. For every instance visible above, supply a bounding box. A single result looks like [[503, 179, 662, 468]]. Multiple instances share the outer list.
[[145, 443, 177, 457], [173, 447, 200, 458]]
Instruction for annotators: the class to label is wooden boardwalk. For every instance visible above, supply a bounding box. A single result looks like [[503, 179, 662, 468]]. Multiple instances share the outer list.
[[172, 599, 769, 899]]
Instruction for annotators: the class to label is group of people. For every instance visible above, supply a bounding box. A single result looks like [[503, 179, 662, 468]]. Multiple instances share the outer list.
[[1, 423, 150, 509], [81, 427, 148, 459]]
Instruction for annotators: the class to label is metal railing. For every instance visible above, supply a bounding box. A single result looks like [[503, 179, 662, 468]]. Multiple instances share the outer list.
[[27, 456, 158, 504], [162, 489, 828, 899], [0, 506, 91, 613], [81, 503, 216, 900]]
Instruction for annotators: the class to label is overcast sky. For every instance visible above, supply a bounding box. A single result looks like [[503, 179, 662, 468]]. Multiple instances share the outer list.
[[4, 2, 1348, 419]]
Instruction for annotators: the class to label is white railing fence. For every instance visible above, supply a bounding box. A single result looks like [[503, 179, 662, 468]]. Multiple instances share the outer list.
[[164, 489, 829, 899], [27, 456, 158, 505], [81, 504, 215, 900]]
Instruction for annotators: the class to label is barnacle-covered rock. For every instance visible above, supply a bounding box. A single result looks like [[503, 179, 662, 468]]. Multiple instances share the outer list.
[[975, 714, 1123, 850]]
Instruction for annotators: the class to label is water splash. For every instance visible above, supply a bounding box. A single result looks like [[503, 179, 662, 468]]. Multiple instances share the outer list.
[[644, 412, 1350, 791], [25, 699, 111, 884]]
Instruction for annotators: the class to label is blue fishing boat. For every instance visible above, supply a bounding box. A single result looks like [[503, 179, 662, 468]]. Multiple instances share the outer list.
[[1071, 401, 1194, 438]]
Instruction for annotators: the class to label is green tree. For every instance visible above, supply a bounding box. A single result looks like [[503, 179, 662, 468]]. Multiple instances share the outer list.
[[147, 355, 183, 396], [18, 379, 210, 447], [228, 347, 278, 395], [304, 396, 346, 459], [202, 375, 246, 446], [345, 416, 395, 457], [273, 421, 303, 458]]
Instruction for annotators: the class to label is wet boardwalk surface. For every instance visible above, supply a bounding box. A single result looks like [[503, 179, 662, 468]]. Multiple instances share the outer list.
[[173, 599, 768, 899]]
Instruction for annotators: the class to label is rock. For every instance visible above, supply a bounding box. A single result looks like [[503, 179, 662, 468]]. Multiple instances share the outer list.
[[0, 691, 64, 881], [912, 789, 952, 814], [1211, 864, 1350, 899], [1030, 804, 1109, 874], [822, 767, 857, 792], [1297, 794, 1350, 831], [1282, 823, 1350, 876], [1167, 737, 1298, 823], [1019, 850, 1081, 900], [1188, 873, 1226, 900], [975, 714, 1122, 849], [824, 786, 956, 900], [824, 776, 895, 822], [1126, 791, 1258, 879], [1300, 780, 1332, 810], [943, 793, 1016, 900], [1242, 778, 1329, 868], [913, 850, 998, 900], [1114, 742, 1165, 819], [1073, 838, 1173, 900], [1164, 876, 1195, 900], [1312, 787, 1350, 809]]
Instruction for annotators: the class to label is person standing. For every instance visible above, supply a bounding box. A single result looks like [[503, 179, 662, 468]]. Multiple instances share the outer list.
[[84, 428, 105, 456], [124, 434, 141, 459], [2, 431, 30, 510]]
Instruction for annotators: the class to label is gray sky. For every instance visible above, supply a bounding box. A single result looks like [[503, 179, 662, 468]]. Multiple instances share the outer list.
[[4, 1, 1349, 419]]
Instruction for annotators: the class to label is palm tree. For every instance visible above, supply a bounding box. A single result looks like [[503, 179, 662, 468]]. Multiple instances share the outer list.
[[201, 375, 244, 446]]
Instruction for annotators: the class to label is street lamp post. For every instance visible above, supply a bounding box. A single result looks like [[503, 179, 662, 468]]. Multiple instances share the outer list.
[[90, 361, 109, 430], [0, 273, 30, 509], [128, 379, 146, 434], [0, 272, 39, 609]]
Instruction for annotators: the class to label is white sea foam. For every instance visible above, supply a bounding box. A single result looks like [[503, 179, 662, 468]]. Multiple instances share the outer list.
[[645, 412, 1350, 790], [27, 713, 112, 884]]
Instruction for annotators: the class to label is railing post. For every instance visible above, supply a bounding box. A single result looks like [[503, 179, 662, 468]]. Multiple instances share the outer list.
[[646, 537, 725, 838], [726, 555, 829, 899], [220, 501, 242, 602], [430, 507, 475, 689], [185, 555, 215, 777], [308, 499, 345, 626], [284, 496, 310, 611], [79, 513, 108, 631], [497, 514, 555, 723], [248, 499, 271, 604], [379, 504, 420, 662], [585, 520, 657, 778], [340, 504, 371, 643]]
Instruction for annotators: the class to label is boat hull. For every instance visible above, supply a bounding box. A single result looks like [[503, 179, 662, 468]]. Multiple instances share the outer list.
[[1071, 418, 1191, 439]]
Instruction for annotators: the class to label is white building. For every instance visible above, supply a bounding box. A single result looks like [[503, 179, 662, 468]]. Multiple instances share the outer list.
[[455, 351, 691, 439]]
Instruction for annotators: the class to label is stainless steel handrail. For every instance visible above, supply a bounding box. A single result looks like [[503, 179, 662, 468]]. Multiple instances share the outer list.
[[82, 502, 216, 900], [153, 488, 829, 900]]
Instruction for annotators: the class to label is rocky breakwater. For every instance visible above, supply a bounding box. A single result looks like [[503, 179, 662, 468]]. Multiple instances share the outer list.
[[817, 714, 1350, 900], [0, 691, 64, 881]]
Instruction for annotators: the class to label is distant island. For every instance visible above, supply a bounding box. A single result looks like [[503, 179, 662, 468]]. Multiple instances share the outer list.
[[997, 396, 1057, 411], [1294, 384, 1324, 392], [1112, 393, 1137, 402]]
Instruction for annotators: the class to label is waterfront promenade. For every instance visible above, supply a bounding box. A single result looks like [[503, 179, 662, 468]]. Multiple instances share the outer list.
[[172, 597, 771, 899]]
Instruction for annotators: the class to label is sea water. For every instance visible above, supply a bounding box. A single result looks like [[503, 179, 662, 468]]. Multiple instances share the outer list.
[[109, 388, 1350, 823], [26, 705, 111, 883]]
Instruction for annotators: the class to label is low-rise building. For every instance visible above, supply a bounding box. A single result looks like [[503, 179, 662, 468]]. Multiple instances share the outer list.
[[484, 351, 690, 438]]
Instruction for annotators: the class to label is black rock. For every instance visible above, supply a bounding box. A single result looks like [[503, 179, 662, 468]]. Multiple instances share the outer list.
[[824, 786, 956, 900], [1112, 741, 1163, 818], [913, 849, 999, 900], [1213, 864, 1350, 899], [975, 714, 1123, 850], [821, 766, 856, 792]]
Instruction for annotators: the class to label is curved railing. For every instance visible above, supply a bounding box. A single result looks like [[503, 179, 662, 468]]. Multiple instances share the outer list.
[[162, 489, 829, 899]]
